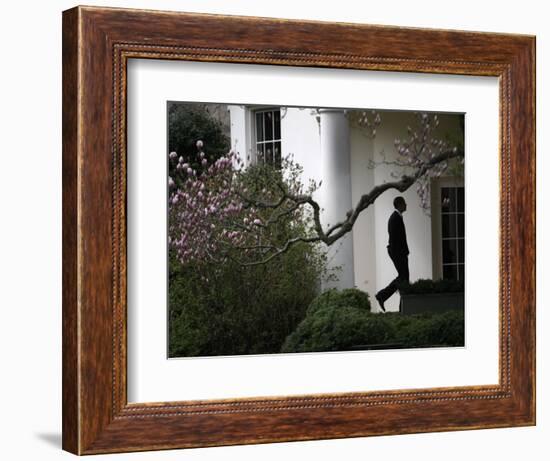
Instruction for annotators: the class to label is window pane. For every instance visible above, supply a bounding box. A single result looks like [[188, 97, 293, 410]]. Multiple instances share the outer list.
[[274, 141, 281, 168], [264, 111, 273, 141], [442, 239, 457, 264], [443, 264, 458, 280], [265, 143, 273, 165], [457, 213, 465, 237], [457, 187, 465, 212], [440, 186, 465, 283], [441, 187, 457, 212], [458, 239, 465, 263], [274, 110, 281, 140], [442, 214, 457, 238], [256, 143, 264, 163], [256, 112, 264, 142]]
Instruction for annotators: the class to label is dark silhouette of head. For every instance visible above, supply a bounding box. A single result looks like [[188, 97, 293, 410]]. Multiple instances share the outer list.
[[393, 196, 407, 213]]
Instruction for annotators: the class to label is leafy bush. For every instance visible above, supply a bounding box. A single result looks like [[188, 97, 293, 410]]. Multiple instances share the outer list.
[[281, 291, 464, 353], [281, 306, 395, 353], [399, 278, 464, 294], [306, 288, 371, 316], [395, 310, 464, 347], [169, 241, 326, 357]]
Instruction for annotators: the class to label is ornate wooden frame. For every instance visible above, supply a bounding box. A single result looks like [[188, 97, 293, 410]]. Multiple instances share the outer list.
[[62, 5, 536, 455]]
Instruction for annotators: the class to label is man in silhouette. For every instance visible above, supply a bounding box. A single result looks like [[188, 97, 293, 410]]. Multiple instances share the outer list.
[[375, 196, 410, 312]]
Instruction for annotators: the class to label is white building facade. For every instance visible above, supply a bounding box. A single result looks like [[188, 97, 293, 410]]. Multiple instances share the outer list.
[[228, 106, 464, 312]]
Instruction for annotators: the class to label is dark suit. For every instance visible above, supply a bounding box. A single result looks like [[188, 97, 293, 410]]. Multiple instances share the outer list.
[[377, 210, 410, 303]]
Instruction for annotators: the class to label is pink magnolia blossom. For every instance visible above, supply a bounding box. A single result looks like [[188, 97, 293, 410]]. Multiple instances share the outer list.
[[388, 112, 462, 210], [168, 149, 259, 266]]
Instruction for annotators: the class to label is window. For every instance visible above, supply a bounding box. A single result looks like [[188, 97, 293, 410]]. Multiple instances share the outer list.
[[254, 109, 281, 168], [440, 186, 465, 281]]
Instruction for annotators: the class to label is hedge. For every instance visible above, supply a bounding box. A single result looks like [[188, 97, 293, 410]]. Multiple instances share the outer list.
[[306, 288, 371, 316], [398, 278, 464, 294], [281, 289, 464, 353], [282, 304, 396, 353]]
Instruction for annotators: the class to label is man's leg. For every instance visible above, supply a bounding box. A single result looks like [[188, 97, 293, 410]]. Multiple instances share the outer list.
[[376, 251, 404, 310], [394, 255, 409, 285], [393, 255, 409, 312]]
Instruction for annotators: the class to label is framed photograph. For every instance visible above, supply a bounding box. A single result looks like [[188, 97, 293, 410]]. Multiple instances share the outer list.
[[62, 5, 535, 455]]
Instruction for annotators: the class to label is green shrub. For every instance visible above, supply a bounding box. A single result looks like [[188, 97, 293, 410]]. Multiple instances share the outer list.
[[395, 310, 464, 347], [281, 306, 395, 353], [399, 278, 464, 294], [281, 306, 464, 353], [306, 288, 371, 316], [337, 288, 372, 311], [168, 240, 326, 357]]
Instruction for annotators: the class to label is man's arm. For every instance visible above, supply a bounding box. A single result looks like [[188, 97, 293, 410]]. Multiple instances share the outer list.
[[401, 218, 409, 255], [388, 213, 399, 247], [388, 213, 408, 255]]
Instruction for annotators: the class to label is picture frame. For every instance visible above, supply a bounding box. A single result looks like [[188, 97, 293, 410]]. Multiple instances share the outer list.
[[62, 5, 535, 455]]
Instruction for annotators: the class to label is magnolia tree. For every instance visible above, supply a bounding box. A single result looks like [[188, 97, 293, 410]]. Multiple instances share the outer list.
[[168, 143, 318, 267], [169, 112, 463, 267], [367, 112, 464, 210]]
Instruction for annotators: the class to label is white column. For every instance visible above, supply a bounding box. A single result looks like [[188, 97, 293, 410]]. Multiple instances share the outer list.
[[319, 109, 355, 289]]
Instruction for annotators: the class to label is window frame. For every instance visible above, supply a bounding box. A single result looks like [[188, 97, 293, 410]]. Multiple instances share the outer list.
[[430, 176, 465, 280], [251, 107, 282, 167]]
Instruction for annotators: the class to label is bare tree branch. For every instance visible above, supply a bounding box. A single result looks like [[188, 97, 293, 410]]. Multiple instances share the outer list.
[[322, 148, 462, 244], [232, 147, 463, 265], [227, 235, 323, 267]]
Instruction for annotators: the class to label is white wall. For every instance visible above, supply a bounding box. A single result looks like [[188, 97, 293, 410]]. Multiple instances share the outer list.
[[0, 1, 546, 461], [282, 107, 322, 187], [228, 105, 249, 163], [350, 128, 378, 297]]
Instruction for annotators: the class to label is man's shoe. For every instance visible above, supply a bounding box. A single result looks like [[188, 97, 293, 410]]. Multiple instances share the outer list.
[[375, 293, 386, 312]]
